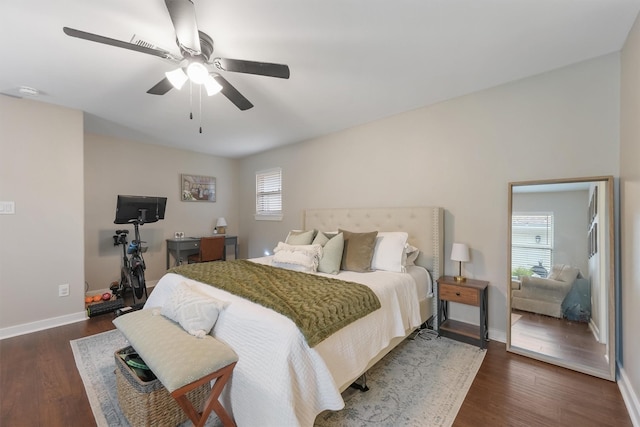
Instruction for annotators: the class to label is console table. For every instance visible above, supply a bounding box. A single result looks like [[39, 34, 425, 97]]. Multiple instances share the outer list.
[[166, 236, 238, 269]]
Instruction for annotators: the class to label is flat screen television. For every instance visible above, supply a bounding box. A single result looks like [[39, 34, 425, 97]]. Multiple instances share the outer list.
[[114, 195, 167, 224]]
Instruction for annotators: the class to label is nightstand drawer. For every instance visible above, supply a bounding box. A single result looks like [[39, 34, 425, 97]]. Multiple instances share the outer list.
[[439, 283, 478, 306]]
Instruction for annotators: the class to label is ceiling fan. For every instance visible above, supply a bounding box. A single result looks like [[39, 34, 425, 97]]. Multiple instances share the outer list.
[[63, 0, 290, 111]]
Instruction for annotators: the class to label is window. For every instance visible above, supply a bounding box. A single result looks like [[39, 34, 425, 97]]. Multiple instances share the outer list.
[[255, 168, 282, 220], [511, 213, 554, 278]]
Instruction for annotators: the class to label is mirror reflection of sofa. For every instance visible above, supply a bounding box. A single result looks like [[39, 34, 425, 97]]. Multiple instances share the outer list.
[[511, 264, 591, 321]]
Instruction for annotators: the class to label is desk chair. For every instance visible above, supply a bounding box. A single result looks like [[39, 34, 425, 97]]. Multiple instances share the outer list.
[[187, 236, 226, 263]]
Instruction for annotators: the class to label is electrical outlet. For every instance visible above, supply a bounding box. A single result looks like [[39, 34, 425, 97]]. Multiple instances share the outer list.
[[0, 201, 15, 214], [58, 283, 70, 297]]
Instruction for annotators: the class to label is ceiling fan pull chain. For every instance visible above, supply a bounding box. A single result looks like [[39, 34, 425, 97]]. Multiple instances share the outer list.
[[189, 81, 193, 120], [199, 86, 203, 134]]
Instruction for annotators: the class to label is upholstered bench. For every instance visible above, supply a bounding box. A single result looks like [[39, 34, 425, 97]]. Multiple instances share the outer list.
[[113, 308, 238, 427]]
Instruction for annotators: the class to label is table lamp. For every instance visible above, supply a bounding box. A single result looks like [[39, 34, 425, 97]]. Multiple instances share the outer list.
[[216, 217, 227, 234], [451, 243, 470, 282]]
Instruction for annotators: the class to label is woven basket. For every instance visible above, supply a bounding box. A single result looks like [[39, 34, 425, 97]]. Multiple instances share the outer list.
[[114, 346, 211, 427]]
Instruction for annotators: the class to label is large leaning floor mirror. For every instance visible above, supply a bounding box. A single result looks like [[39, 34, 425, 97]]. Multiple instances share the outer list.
[[507, 176, 616, 380]]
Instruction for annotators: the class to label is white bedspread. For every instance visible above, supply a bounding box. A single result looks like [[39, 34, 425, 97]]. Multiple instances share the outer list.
[[144, 257, 425, 427]]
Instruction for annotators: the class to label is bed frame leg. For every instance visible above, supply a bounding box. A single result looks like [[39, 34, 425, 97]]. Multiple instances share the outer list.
[[349, 373, 369, 392]]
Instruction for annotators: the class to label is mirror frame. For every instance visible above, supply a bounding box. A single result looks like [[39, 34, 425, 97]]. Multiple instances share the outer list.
[[507, 175, 616, 381]]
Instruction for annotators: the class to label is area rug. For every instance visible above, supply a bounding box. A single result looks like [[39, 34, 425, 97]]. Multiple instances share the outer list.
[[71, 329, 485, 427]]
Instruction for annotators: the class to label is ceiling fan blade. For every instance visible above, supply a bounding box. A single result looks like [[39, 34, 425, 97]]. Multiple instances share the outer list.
[[147, 77, 174, 95], [63, 27, 172, 59], [164, 0, 201, 55], [212, 74, 253, 111], [214, 58, 290, 79]]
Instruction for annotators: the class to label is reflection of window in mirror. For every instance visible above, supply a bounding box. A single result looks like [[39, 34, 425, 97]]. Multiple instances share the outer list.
[[511, 213, 554, 279], [507, 176, 616, 381]]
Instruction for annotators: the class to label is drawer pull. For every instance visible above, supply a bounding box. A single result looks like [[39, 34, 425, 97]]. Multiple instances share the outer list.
[[456, 292, 461, 296]]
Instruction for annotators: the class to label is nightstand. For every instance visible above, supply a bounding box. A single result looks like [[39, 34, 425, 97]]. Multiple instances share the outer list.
[[436, 276, 489, 349]]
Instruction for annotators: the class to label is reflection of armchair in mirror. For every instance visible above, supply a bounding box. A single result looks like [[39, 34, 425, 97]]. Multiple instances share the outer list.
[[507, 176, 616, 381]]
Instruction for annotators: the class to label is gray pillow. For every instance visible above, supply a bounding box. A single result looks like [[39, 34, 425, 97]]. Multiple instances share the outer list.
[[339, 229, 378, 272], [312, 232, 344, 274], [285, 229, 316, 245]]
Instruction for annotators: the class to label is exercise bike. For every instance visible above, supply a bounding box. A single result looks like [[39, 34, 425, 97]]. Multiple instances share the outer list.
[[112, 222, 148, 304], [111, 195, 167, 305]]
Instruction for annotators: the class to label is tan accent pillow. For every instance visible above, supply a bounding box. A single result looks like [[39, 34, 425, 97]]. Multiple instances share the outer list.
[[339, 229, 378, 272], [548, 264, 580, 283], [557, 265, 580, 283]]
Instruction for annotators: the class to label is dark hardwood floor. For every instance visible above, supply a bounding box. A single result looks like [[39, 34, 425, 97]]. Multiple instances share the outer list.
[[0, 314, 632, 426]]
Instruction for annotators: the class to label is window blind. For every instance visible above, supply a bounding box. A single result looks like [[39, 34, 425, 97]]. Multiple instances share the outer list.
[[256, 168, 282, 218], [512, 213, 554, 277]]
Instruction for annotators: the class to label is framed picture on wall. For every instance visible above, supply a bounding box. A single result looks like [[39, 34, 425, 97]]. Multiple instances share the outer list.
[[181, 174, 216, 202]]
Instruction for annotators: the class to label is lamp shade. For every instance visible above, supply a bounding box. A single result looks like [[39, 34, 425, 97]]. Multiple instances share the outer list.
[[165, 68, 188, 90], [450, 243, 470, 262], [187, 62, 209, 84], [204, 75, 223, 96], [216, 217, 228, 227]]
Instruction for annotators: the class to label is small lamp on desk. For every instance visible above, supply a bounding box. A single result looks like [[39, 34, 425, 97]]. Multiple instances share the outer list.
[[451, 243, 470, 282], [215, 217, 227, 235]]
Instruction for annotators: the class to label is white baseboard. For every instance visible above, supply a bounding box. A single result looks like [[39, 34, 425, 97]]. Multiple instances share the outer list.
[[619, 366, 640, 427], [489, 327, 506, 344], [0, 311, 87, 340], [1, 282, 158, 341]]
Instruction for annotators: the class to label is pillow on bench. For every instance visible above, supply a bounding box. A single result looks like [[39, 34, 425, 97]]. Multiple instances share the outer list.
[[161, 282, 228, 338]]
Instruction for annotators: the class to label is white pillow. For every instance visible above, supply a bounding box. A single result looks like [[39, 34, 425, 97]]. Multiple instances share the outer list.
[[160, 282, 228, 338], [371, 232, 409, 273], [272, 242, 323, 272], [403, 244, 420, 266]]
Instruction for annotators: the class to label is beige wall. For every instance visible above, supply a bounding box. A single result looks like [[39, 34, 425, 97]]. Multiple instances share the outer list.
[[1, 37, 636, 421], [621, 11, 640, 424], [0, 96, 85, 331], [239, 53, 621, 342], [84, 133, 240, 293]]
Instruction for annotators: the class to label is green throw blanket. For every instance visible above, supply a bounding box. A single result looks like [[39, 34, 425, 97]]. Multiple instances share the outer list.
[[168, 260, 381, 347]]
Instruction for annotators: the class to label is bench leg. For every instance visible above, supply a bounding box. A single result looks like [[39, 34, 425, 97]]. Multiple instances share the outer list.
[[171, 362, 237, 427]]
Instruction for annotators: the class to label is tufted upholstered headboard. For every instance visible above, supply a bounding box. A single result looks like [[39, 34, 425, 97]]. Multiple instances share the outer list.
[[303, 206, 444, 280]]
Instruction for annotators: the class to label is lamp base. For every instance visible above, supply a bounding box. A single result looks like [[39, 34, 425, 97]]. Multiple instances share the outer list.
[[454, 275, 466, 282], [216, 226, 226, 234]]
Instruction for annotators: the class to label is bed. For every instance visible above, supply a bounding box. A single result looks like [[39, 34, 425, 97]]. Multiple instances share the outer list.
[[144, 206, 444, 427]]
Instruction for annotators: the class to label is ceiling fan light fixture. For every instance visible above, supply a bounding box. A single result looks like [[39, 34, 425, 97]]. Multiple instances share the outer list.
[[204, 75, 222, 96], [165, 68, 188, 90], [187, 62, 209, 84]]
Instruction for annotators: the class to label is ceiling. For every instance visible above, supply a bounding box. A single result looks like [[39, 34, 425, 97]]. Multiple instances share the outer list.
[[1, 1, 639, 158]]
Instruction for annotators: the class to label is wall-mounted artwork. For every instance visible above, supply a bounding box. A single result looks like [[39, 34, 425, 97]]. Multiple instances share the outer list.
[[588, 222, 598, 258], [588, 186, 598, 226], [181, 174, 216, 202]]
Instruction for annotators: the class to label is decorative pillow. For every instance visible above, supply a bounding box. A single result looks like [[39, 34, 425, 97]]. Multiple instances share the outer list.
[[339, 229, 378, 272], [547, 264, 562, 280], [556, 265, 580, 283], [160, 282, 228, 338], [404, 244, 420, 266], [312, 232, 344, 274], [371, 232, 409, 273], [545, 264, 579, 282], [285, 229, 316, 245], [272, 242, 323, 272]]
